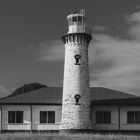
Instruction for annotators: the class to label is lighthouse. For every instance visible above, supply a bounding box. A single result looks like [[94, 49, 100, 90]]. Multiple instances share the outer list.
[[60, 9, 92, 133]]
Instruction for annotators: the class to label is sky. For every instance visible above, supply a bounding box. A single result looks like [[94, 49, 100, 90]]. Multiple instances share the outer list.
[[0, 0, 140, 97]]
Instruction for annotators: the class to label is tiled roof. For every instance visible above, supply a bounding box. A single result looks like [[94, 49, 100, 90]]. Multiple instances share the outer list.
[[0, 87, 138, 105], [91, 87, 137, 100], [0, 87, 62, 105], [92, 98, 140, 105]]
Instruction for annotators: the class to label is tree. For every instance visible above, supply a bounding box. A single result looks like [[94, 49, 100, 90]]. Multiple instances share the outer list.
[[12, 83, 47, 96]]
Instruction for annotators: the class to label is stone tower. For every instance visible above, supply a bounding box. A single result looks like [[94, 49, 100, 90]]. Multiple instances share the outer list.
[[60, 9, 92, 133]]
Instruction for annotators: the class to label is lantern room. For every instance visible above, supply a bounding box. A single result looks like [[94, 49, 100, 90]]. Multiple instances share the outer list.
[[67, 9, 86, 34]]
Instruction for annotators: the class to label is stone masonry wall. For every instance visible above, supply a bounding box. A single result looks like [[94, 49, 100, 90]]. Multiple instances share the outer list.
[[60, 41, 91, 129]]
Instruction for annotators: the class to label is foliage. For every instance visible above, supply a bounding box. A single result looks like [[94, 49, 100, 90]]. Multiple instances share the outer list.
[[12, 83, 47, 96]]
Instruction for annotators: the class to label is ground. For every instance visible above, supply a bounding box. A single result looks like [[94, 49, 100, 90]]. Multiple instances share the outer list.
[[0, 133, 140, 140]]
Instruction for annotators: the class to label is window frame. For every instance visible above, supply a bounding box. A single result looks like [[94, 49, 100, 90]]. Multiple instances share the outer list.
[[8, 111, 23, 124], [40, 111, 55, 124], [96, 111, 111, 124], [127, 111, 140, 124]]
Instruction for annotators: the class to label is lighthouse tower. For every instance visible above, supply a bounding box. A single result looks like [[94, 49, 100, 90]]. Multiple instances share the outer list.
[[60, 9, 92, 133]]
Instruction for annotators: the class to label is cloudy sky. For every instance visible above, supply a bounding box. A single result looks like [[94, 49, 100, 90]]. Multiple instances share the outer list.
[[0, 0, 140, 97]]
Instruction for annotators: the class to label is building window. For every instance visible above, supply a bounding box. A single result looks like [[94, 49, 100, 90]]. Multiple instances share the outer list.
[[8, 111, 23, 123], [127, 111, 140, 124], [40, 111, 47, 123], [48, 111, 55, 123], [40, 111, 55, 124], [96, 111, 111, 124]]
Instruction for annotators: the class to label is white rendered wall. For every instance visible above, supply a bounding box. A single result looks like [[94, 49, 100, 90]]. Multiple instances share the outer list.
[[61, 41, 91, 129], [2, 105, 31, 130], [0, 109, 1, 131], [32, 105, 61, 130], [120, 106, 140, 130], [92, 105, 119, 130]]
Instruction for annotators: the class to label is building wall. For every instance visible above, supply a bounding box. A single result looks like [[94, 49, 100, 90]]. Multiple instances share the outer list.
[[1, 105, 62, 131], [2, 104, 140, 131], [32, 105, 61, 130], [61, 41, 91, 129], [120, 105, 140, 130], [91, 105, 119, 130], [2, 105, 31, 130]]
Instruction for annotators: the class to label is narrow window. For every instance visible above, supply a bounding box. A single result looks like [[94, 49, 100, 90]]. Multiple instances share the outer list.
[[40, 111, 55, 124], [48, 111, 55, 123], [8, 111, 23, 124], [16, 111, 23, 123], [127, 111, 135, 124], [96, 111, 111, 124], [72, 16, 77, 25], [77, 16, 82, 25], [74, 94, 81, 105], [135, 111, 140, 124], [96, 111, 103, 124], [40, 111, 47, 123], [104, 111, 111, 124], [8, 111, 15, 123], [75, 54, 81, 65]]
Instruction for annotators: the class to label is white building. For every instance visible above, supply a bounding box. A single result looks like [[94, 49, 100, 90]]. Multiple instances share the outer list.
[[0, 87, 139, 132]]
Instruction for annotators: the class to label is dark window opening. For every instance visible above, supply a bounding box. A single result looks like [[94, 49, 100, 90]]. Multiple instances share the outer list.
[[96, 111, 103, 124], [40, 111, 55, 124], [48, 111, 55, 123], [135, 112, 140, 124], [75, 54, 81, 65], [40, 111, 47, 123], [96, 111, 111, 124], [77, 16, 82, 22], [74, 94, 81, 105], [104, 111, 111, 124], [77, 16, 82, 25], [8, 111, 23, 124], [8, 111, 15, 123], [72, 16, 77, 22], [127, 111, 140, 124], [16, 111, 23, 123]]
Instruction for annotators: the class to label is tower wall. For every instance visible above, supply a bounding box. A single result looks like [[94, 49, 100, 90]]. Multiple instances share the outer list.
[[60, 10, 92, 132]]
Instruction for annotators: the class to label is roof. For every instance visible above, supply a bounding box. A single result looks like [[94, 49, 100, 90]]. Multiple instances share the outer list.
[[0, 87, 138, 105], [91, 87, 137, 100], [0, 87, 62, 105], [92, 98, 140, 106]]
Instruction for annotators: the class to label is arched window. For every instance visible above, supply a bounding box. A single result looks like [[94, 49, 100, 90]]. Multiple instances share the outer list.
[[75, 54, 81, 65]]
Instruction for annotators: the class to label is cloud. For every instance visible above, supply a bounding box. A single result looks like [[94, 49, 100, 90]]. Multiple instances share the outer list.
[[35, 11, 140, 95], [93, 26, 108, 32], [90, 11, 140, 95], [35, 40, 64, 62], [126, 12, 140, 40], [0, 85, 11, 97], [89, 34, 140, 95]]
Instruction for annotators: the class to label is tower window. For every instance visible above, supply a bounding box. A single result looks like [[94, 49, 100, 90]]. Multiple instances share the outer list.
[[75, 54, 81, 65], [72, 16, 77, 22], [74, 94, 81, 105]]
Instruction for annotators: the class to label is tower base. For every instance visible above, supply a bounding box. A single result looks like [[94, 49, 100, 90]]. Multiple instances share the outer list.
[[59, 129, 93, 134]]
